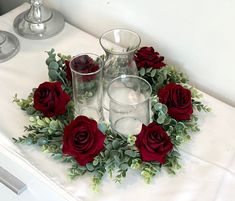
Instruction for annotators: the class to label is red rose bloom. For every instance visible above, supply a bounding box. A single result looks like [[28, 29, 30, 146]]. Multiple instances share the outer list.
[[64, 60, 72, 81], [158, 83, 193, 121], [136, 122, 173, 164], [62, 115, 105, 166], [134, 47, 166, 69], [33, 81, 70, 117], [70, 55, 99, 82]]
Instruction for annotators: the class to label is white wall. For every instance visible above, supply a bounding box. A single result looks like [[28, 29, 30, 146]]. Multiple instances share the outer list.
[[7, 0, 235, 107]]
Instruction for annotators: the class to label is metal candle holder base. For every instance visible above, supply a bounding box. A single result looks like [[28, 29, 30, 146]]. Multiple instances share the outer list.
[[0, 31, 20, 63], [13, 0, 65, 40]]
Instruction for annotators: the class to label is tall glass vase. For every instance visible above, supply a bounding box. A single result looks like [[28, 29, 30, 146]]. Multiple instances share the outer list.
[[70, 53, 104, 122], [0, 31, 19, 63], [99, 29, 141, 111], [13, 0, 64, 40]]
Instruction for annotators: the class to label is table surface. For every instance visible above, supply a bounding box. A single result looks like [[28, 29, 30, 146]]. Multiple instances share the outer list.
[[0, 3, 235, 201]]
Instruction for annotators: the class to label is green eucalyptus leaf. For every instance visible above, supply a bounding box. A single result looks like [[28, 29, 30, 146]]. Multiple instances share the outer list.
[[37, 119, 47, 126], [37, 137, 48, 146], [77, 165, 87, 171], [139, 68, 145, 76], [106, 158, 114, 165], [157, 114, 165, 124], [186, 135, 191, 140], [146, 67, 152, 73], [118, 149, 124, 159], [114, 155, 120, 163], [125, 150, 136, 157], [181, 78, 187, 83], [25, 138, 33, 145], [119, 163, 129, 170], [161, 104, 168, 114], [49, 120, 58, 130], [49, 53, 56, 59], [157, 74, 164, 84], [93, 159, 99, 166], [105, 143, 112, 151], [98, 123, 108, 133], [110, 150, 118, 158], [122, 156, 130, 163], [176, 135, 183, 142], [162, 69, 168, 77], [58, 60, 63, 67], [48, 69, 59, 80], [112, 139, 120, 150], [100, 151, 105, 158], [86, 163, 95, 171], [154, 103, 162, 111], [171, 151, 180, 157], [164, 117, 171, 125], [50, 48, 55, 54], [176, 123, 184, 130], [29, 116, 35, 122], [26, 106, 35, 115], [44, 117, 51, 124], [40, 127, 48, 132], [171, 119, 177, 125], [49, 61, 59, 70], [52, 153, 63, 160], [151, 69, 157, 77], [46, 57, 55, 65], [197, 105, 202, 112], [104, 149, 110, 158]]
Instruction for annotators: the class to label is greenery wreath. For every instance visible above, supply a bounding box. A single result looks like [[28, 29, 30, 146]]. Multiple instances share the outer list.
[[13, 47, 210, 190]]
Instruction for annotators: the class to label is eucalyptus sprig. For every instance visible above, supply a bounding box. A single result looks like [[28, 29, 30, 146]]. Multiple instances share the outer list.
[[46, 49, 72, 95], [139, 65, 188, 94]]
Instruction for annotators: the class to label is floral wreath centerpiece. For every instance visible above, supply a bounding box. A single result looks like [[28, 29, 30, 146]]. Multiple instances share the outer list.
[[13, 30, 210, 190]]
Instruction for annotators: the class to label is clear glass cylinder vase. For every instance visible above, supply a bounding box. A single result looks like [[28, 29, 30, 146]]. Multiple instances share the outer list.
[[70, 53, 104, 122], [108, 75, 152, 136], [99, 29, 141, 111]]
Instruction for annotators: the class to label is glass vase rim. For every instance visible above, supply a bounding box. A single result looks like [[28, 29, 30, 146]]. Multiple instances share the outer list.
[[69, 53, 104, 76], [107, 75, 152, 106], [99, 28, 141, 55]]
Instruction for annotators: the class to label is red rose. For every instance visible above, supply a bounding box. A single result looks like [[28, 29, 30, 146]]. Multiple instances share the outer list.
[[134, 47, 166, 69], [62, 115, 105, 166], [136, 122, 173, 164], [64, 60, 72, 81], [33, 81, 70, 117], [158, 83, 193, 121], [70, 55, 99, 81]]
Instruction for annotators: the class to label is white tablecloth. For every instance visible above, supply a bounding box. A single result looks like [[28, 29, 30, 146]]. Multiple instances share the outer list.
[[0, 4, 235, 201]]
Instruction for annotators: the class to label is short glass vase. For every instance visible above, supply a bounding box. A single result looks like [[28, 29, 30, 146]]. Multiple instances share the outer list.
[[108, 75, 152, 136]]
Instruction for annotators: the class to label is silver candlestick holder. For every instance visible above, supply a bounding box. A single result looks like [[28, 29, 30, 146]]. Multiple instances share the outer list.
[[0, 31, 20, 63], [13, 0, 65, 40]]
